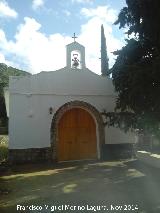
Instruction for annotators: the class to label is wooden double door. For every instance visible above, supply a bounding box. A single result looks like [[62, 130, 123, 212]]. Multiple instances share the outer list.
[[58, 108, 97, 161]]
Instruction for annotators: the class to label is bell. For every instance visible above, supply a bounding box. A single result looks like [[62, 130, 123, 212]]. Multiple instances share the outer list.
[[72, 54, 79, 68], [72, 60, 79, 68]]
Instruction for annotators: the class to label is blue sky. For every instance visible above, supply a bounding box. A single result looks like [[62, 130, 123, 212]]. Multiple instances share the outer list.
[[0, 0, 126, 74]]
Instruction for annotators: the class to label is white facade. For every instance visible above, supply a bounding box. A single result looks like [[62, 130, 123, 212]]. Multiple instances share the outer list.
[[8, 41, 135, 159]]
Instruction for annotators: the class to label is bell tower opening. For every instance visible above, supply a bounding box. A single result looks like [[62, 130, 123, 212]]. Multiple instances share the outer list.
[[71, 51, 81, 69], [66, 33, 86, 69]]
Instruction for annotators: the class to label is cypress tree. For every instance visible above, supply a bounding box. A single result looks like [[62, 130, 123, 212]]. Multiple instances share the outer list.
[[101, 24, 109, 76]]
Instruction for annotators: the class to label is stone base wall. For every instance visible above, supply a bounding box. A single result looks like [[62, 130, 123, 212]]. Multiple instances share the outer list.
[[9, 147, 52, 164], [101, 143, 135, 160], [9, 144, 134, 164]]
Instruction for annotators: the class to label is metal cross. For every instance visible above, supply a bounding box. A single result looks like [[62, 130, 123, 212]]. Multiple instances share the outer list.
[[72, 33, 77, 42]]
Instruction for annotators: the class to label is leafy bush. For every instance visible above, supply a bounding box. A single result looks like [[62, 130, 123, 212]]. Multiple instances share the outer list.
[[0, 136, 8, 162]]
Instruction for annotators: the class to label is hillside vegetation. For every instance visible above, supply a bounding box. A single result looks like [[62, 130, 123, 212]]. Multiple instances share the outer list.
[[0, 63, 30, 127]]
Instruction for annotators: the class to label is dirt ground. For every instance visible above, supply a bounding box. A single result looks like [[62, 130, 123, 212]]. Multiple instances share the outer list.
[[0, 159, 160, 213]]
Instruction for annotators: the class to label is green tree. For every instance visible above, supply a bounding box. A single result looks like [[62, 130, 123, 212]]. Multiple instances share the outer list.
[[0, 63, 30, 126], [108, 0, 160, 138]]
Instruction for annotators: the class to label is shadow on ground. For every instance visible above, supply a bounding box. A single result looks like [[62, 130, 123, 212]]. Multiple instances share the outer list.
[[0, 159, 160, 213]]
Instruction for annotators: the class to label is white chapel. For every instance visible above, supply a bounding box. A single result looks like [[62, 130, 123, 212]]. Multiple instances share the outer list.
[[5, 36, 135, 163]]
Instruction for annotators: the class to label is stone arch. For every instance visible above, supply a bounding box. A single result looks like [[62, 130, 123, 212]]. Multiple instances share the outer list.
[[50, 100, 105, 161]]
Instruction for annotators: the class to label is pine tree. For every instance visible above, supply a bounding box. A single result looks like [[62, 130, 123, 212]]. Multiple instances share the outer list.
[[107, 0, 160, 139]]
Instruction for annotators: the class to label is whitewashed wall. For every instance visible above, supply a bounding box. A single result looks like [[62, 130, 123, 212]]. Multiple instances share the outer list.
[[9, 68, 135, 149], [105, 127, 135, 144]]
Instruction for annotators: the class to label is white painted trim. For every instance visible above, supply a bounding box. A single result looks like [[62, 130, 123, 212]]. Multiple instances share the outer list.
[[10, 92, 116, 98]]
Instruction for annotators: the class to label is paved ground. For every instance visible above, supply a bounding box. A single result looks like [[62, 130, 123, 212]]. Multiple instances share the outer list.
[[0, 159, 160, 213]]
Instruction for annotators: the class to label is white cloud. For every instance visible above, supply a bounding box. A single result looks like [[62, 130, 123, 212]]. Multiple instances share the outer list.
[[0, 51, 18, 68], [32, 0, 44, 10], [79, 6, 123, 73], [0, 17, 71, 73], [0, 52, 6, 63], [0, 6, 124, 74], [0, 29, 7, 43], [72, 0, 93, 3], [81, 6, 117, 23], [0, 0, 18, 18]]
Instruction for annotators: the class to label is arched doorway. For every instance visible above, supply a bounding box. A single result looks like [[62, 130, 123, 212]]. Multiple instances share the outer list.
[[50, 101, 105, 162], [58, 108, 97, 161]]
